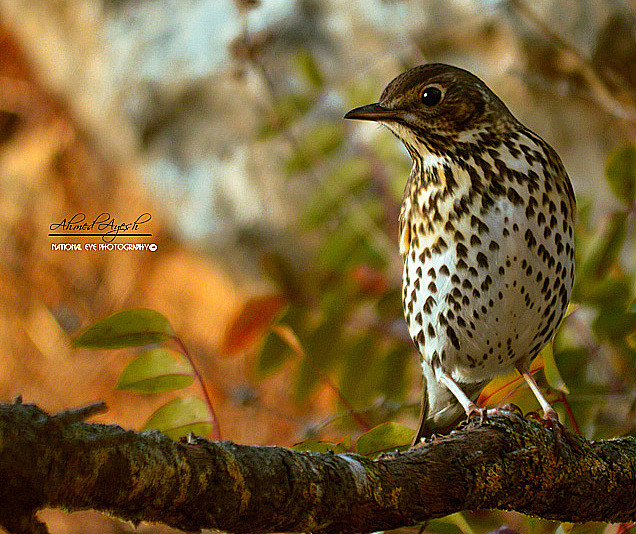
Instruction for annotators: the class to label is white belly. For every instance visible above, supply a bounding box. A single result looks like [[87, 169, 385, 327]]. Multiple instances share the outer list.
[[403, 194, 574, 384]]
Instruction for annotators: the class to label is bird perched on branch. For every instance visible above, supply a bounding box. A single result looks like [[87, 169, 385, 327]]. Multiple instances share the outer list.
[[345, 64, 575, 444]]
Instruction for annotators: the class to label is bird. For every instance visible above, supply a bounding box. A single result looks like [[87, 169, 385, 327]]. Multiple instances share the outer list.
[[344, 64, 575, 444]]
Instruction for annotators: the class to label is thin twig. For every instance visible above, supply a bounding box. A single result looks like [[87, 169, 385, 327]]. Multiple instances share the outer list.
[[309, 396, 397, 436], [171, 335, 222, 440], [557, 391, 582, 435], [508, 0, 636, 124], [50, 401, 108, 424]]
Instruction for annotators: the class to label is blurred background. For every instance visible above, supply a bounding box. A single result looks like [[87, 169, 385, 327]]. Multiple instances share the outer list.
[[0, 0, 635, 532]]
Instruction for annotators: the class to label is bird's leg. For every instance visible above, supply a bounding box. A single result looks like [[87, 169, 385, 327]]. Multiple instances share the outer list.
[[515, 363, 559, 425], [439, 372, 481, 419], [516, 363, 584, 455]]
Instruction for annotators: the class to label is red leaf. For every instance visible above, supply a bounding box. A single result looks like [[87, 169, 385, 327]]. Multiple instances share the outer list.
[[221, 295, 288, 356], [350, 265, 388, 295]]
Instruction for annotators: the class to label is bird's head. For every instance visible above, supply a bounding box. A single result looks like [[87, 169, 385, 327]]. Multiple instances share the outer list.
[[345, 64, 518, 158]]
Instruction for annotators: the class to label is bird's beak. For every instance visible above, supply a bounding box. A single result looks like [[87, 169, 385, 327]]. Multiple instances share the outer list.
[[344, 103, 401, 122]]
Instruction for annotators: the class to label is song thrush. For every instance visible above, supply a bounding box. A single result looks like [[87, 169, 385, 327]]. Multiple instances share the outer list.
[[345, 64, 575, 444]]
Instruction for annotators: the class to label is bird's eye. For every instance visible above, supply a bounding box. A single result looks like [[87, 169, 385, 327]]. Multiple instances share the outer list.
[[420, 86, 442, 107]]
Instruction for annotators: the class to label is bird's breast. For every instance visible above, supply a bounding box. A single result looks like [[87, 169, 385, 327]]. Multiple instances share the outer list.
[[401, 142, 574, 384]]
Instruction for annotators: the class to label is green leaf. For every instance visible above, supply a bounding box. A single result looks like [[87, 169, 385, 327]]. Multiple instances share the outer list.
[[142, 396, 212, 440], [555, 523, 575, 534], [339, 334, 377, 407], [283, 123, 344, 175], [606, 144, 636, 204], [255, 305, 306, 378], [378, 344, 411, 400], [301, 158, 370, 228], [338, 434, 352, 450], [552, 348, 590, 391], [285, 122, 344, 176], [316, 224, 364, 271], [116, 348, 194, 393], [275, 93, 313, 123], [594, 311, 636, 340], [73, 308, 173, 349], [294, 315, 345, 404], [306, 123, 344, 158], [576, 275, 632, 312], [582, 211, 628, 280], [355, 422, 415, 457], [257, 93, 314, 139], [540, 342, 569, 394], [257, 329, 293, 378], [629, 299, 636, 313], [294, 50, 324, 88], [425, 518, 467, 534], [291, 439, 349, 453], [439, 513, 477, 534], [564, 302, 579, 318], [260, 251, 305, 302]]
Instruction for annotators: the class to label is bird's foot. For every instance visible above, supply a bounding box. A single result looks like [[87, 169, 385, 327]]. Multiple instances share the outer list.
[[500, 403, 524, 417], [541, 407, 560, 429], [525, 406, 559, 427], [454, 403, 483, 430], [480, 404, 526, 425], [466, 402, 484, 422], [527, 408, 582, 455], [458, 404, 526, 431], [463, 403, 514, 427]]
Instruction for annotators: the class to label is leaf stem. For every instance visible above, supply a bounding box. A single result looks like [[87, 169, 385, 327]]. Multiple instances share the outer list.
[[271, 325, 371, 432], [556, 391, 582, 436], [171, 335, 222, 440]]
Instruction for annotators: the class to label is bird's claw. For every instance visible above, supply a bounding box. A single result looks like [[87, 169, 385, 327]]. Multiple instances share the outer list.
[[526, 408, 582, 456], [464, 404, 528, 428], [464, 404, 485, 425], [500, 403, 524, 417], [541, 407, 560, 428], [458, 403, 581, 457]]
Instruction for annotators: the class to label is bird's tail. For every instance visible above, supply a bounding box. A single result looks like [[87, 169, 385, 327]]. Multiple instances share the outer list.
[[412, 361, 489, 445]]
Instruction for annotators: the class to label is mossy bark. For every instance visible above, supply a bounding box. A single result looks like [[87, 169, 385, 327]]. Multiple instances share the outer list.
[[0, 400, 635, 534]]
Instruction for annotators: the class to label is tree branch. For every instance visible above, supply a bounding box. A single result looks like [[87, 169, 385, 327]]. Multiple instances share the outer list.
[[1, 400, 635, 534]]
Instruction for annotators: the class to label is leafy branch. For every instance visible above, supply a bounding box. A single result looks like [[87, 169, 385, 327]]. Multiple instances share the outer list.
[[73, 308, 221, 440]]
